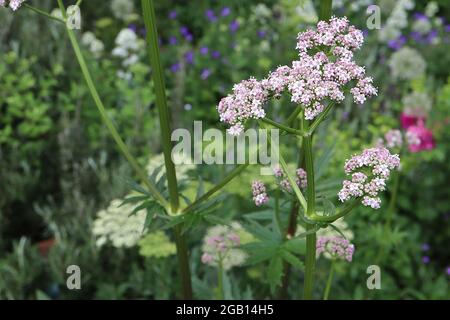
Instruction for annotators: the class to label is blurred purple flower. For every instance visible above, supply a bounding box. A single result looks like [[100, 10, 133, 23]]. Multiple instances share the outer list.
[[169, 10, 177, 20], [170, 63, 181, 73], [201, 68, 211, 80], [212, 50, 221, 59], [205, 9, 217, 22], [185, 34, 193, 42], [426, 30, 438, 44], [230, 20, 240, 33], [257, 30, 267, 39], [362, 29, 369, 38], [128, 24, 137, 33], [445, 25, 450, 33], [388, 35, 407, 50], [410, 31, 425, 44], [421, 243, 430, 251], [200, 47, 209, 55], [447, 266, 450, 275], [169, 36, 178, 45], [180, 26, 190, 36], [414, 12, 428, 21], [422, 256, 430, 264], [184, 51, 194, 64], [221, 7, 231, 17]]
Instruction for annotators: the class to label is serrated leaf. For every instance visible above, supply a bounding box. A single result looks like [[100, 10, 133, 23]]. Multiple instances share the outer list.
[[242, 242, 279, 265], [284, 238, 306, 255], [126, 179, 151, 196], [280, 249, 304, 270], [119, 195, 149, 207], [243, 220, 280, 243], [244, 210, 273, 221], [267, 256, 283, 293]]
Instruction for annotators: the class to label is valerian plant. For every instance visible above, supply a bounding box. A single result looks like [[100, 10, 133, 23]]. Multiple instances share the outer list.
[[11, 0, 401, 300]]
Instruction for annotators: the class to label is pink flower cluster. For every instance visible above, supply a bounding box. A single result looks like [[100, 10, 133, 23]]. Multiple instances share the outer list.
[[217, 17, 377, 135], [316, 236, 355, 262], [274, 166, 308, 192], [251, 180, 269, 206], [384, 129, 403, 149], [201, 233, 240, 265], [0, 0, 25, 11], [400, 113, 435, 153], [338, 147, 400, 209]]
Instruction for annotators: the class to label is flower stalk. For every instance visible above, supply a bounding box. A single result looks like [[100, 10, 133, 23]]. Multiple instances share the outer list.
[[323, 259, 336, 300]]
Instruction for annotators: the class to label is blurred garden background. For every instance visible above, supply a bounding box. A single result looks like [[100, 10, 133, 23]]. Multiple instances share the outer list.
[[0, 0, 449, 299]]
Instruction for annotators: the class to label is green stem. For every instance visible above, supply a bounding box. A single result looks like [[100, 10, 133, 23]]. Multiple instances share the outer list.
[[174, 224, 193, 299], [141, 0, 193, 299], [303, 120, 317, 299], [319, 0, 333, 21], [217, 258, 224, 300], [323, 259, 336, 300], [55, 0, 167, 207], [311, 198, 360, 223], [24, 3, 66, 23], [307, 102, 335, 135], [142, 0, 179, 212], [262, 118, 305, 136], [182, 164, 249, 213], [278, 154, 308, 212], [286, 106, 304, 127], [274, 189, 283, 235]]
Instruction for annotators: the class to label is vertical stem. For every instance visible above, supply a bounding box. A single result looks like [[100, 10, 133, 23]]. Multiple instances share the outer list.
[[303, 121, 317, 300], [217, 258, 224, 300], [274, 189, 283, 235], [141, 0, 179, 211], [323, 259, 336, 300], [141, 0, 192, 299], [174, 225, 193, 299]]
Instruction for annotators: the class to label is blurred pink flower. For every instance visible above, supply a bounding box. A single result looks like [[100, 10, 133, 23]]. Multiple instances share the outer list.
[[406, 124, 436, 152], [400, 112, 425, 129]]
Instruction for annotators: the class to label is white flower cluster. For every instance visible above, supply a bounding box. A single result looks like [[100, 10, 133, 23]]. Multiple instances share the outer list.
[[110, 0, 135, 21], [112, 28, 144, 80], [388, 47, 426, 80], [81, 32, 104, 59], [378, 0, 415, 42], [93, 199, 146, 248], [402, 92, 432, 117]]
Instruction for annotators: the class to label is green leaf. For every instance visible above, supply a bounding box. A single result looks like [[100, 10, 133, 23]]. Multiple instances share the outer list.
[[195, 176, 205, 200], [314, 142, 335, 181], [280, 249, 304, 270], [242, 242, 279, 265], [283, 238, 306, 255], [267, 256, 283, 293]]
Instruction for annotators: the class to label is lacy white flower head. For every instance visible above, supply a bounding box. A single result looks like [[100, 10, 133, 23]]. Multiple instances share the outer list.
[[92, 198, 146, 248], [112, 28, 144, 79], [201, 222, 248, 270], [81, 32, 105, 59], [251, 180, 269, 206], [388, 47, 426, 80], [338, 147, 400, 209], [217, 16, 377, 135], [316, 236, 355, 262], [0, 0, 25, 11], [110, 0, 135, 21]]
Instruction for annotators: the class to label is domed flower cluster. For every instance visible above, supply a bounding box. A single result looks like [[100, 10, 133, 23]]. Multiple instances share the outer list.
[[316, 236, 355, 262], [251, 180, 269, 206], [201, 222, 249, 270], [383, 129, 403, 149], [338, 147, 400, 209], [217, 16, 377, 135], [93, 199, 146, 248], [0, 0, 25, 11]]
